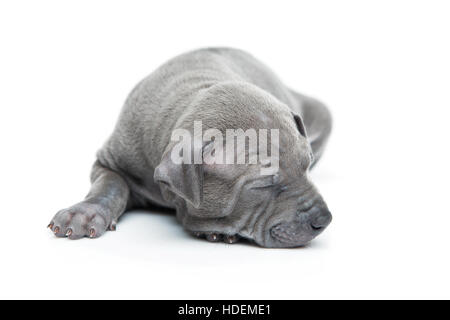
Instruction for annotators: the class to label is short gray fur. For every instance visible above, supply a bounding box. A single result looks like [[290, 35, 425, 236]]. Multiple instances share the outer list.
[[49, 47, 332, 248]]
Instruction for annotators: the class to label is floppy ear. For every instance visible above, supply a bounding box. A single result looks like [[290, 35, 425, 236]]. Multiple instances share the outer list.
[[154, 146, 203, 208], [292, 112, 308, 138]]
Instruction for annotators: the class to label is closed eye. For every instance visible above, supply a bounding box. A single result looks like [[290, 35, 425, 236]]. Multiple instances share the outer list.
[[249, 174, 277, 190], [251, 184, 276, 190], [251, 184, 288, 200], [249, 174, 287, 197]]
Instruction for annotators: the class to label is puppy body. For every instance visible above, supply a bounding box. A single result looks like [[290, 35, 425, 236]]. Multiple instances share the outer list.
[[49, 48, 332, 247]]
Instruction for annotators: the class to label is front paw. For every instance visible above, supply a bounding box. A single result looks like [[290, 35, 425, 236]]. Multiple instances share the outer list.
[[192, 232, 240, 244], [48, 202, 116, 239]]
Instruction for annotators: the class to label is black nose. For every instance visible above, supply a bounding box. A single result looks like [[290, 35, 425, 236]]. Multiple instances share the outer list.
[[310, 209, 332, 230]]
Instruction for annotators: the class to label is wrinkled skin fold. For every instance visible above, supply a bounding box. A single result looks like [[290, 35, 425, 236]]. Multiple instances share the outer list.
[[48, 47, 333, 248]]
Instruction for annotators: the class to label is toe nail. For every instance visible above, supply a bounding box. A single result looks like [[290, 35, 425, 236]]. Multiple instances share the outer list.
[[110, 222, 116, 231], [65, 229, 72, 237], [89, 228, 96, 238], [225, 235, 239, 244], [54, 226, 60, 234], [48, 223, 54, 229], [207, 233, 220, 242]]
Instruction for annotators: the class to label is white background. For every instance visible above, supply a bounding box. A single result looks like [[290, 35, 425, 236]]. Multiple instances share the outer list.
[[1, 0, 449, 299]]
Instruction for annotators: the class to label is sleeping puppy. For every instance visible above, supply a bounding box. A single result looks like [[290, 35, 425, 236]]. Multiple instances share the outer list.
[[48, 47, 332, 248]]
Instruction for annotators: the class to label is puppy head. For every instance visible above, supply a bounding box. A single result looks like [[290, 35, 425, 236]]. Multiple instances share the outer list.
[[154, 84, 331, 247]]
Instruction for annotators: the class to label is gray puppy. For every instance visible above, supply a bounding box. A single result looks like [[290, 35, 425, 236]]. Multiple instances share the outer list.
[[48, 48, 332, 248]]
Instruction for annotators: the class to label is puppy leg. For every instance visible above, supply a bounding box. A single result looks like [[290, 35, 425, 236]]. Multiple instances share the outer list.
[[48, 161, 130, 239]]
